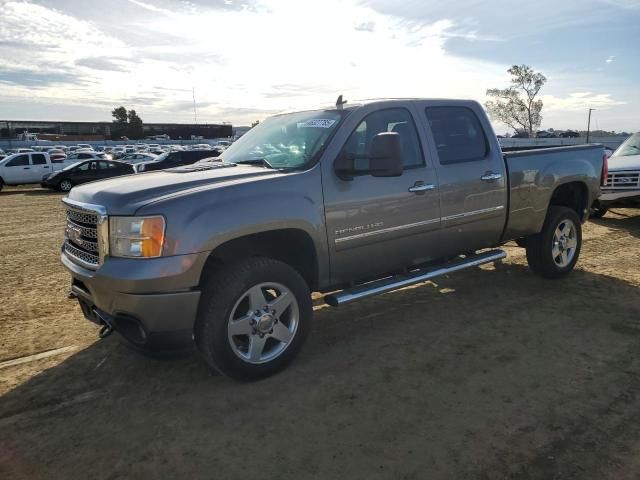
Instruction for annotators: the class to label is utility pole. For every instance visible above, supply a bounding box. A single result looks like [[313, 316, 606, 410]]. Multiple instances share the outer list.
[[586, 108, 595, 143], [192, 86, 198, 125]]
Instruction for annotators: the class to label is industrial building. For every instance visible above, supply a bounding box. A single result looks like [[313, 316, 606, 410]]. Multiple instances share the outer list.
[[0, 120, 233, 140]]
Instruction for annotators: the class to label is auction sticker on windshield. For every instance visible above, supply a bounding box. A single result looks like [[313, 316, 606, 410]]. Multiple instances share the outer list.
[[297, 119, 336, 128]]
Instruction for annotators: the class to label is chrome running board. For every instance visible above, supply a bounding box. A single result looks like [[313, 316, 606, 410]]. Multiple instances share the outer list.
[[324, 249, 506, 307]]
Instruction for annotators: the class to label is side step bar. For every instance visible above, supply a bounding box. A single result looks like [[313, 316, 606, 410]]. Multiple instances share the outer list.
[[324, 249, 506, 307]]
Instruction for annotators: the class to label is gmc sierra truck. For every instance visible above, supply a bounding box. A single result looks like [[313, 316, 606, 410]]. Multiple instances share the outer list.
[[61, 99, 605, 380]]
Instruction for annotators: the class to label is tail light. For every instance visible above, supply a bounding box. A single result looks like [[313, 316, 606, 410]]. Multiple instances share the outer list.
[[601, 154, 608, 186]]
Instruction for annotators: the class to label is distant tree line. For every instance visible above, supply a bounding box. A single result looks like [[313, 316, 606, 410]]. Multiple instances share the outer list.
[[111, 106, 144, 140]]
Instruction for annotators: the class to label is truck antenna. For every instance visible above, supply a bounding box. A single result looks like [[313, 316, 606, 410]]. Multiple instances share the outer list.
[[336, 95, 347, 110]]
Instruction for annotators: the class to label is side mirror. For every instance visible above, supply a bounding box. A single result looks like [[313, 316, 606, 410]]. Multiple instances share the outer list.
[[334, 132, 403, 179], [368, 132, 403, 177]]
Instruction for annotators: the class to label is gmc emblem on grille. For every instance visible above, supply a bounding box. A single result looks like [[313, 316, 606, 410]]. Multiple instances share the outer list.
[[66, 225, 82, 244]]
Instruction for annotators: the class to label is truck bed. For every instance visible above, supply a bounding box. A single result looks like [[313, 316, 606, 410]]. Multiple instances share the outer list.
[[502, 144, 604, 240]]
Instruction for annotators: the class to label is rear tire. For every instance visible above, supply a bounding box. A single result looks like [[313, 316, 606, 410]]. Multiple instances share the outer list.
[[590, 201, 609, 219], [59, 179, 73, 192], [195, 257, 312, 381], [526, 206, 582, 279]]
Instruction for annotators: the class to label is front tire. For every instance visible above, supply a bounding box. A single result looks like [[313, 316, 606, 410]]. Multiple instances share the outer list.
[[195, 257, 312, 381], [526, 206, 582, 279], [590, 201, 609, 219]]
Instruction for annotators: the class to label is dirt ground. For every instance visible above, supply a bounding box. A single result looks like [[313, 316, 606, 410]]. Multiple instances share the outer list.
[[1, 185, 640, 480]]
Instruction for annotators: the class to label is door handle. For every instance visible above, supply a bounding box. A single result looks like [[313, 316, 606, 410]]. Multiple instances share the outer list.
[[23, 167, 30, 169], [43, 166, 50, 169], [408, 182, 435, 193], [481, 172, 503, 181]]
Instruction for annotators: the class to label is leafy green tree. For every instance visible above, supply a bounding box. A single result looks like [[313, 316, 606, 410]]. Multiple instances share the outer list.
[[127, 110, 144, 139], [111, 106, 128, 139], [485, 65, 546, 138], [110, 106, 144, 139]]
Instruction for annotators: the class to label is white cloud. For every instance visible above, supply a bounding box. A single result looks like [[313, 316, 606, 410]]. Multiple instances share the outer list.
[[542, 92, 626, 111], [606, 55, 615, 64], [0, 0, 633, 130]]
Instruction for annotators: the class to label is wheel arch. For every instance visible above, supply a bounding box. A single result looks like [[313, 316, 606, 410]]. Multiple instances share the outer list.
[[199, 228, 320, 291], [548, 181, 589, 221]]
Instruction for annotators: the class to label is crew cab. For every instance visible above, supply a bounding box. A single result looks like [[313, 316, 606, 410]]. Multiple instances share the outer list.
[[0, 152, 73, 191], [591, 132, 640, 218], [60, 98, 604, 380]]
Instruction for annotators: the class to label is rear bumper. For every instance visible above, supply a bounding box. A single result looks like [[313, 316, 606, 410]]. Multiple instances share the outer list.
[[62, 251, 205, 352]]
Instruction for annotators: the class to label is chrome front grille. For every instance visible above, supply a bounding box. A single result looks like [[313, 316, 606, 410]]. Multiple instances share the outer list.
[[62, 199, 107, 269], [605, 171, 640, 190]]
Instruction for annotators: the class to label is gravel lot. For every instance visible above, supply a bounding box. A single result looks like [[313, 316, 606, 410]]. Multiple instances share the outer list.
[[1, 185, 640, 479]]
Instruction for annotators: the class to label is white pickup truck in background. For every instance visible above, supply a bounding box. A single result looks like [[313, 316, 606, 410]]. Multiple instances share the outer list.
[[0, 152, 74, 191]]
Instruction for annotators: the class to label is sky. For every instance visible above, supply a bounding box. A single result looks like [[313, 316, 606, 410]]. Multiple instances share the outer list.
[[0, 0, 638, 132]]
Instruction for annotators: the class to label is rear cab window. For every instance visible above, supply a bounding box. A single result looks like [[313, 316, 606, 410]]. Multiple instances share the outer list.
[[425, 107, 489, 164]]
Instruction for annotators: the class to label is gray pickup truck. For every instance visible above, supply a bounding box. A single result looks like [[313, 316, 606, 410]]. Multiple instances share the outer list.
[[61, 98, 605, 380]]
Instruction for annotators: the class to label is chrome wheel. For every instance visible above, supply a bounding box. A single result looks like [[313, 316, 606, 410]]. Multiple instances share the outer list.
[[227, 282, 299, 364], [59, 180, 73, 192], [552, 219, 577, 268]]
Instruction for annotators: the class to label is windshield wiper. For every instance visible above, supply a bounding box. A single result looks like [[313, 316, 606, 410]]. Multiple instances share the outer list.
[[232, 158, 275, 169]]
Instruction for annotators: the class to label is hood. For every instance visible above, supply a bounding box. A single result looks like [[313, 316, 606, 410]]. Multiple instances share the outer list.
[[608, 154, 640, 171], [67, 162, 283, 215]]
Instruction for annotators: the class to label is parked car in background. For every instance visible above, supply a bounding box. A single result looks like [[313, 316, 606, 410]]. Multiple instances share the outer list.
[[536, 130, 557, 138], [60, 98, 604, 380], [0, 152, 73, 191], [48, 149, 67, 162], [44, 159, 135, 192], [560, 131, 580, 138], [591, 132, 640, 218], [120, 153, 158, 165], [77, 144, 92, 150], [136, 149, 219, 171], [66, 151, 112, 162], [0, 148, 5, 160]]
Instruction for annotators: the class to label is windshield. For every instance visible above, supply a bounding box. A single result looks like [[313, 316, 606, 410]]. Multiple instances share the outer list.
[[613, 133, 640, 157], [220, 110, 344, 169], [153, 152, 170, 162]]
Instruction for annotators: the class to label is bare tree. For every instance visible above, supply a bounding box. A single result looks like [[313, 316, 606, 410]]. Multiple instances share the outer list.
[[485, 65, 546, 137]]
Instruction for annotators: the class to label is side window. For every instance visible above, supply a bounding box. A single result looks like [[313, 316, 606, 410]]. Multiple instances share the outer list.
[[75, 162, 90, 171], [6, 154, 29, 167], [425, 107, 488, 164], [341, 108, 424, 169], [32, 154, 47, 165], [89, 162, 98, 170]]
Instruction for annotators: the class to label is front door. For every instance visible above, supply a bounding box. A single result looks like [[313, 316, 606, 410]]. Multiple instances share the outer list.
[[2, 154, 32, 184], [421, 104, 507, 254], [322, 105, 442, 285]]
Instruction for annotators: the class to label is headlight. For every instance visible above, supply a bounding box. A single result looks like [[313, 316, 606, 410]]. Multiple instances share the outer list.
[[109, 216, 165, 258]]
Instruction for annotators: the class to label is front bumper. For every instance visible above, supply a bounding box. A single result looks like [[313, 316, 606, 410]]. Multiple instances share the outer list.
[[62, 251, 205, 352], [599, 190, 640, 203]]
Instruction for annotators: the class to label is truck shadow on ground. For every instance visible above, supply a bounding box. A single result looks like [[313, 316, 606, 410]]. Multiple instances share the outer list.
[[592, 209, 640, 239], [2, 262, 640, 479]]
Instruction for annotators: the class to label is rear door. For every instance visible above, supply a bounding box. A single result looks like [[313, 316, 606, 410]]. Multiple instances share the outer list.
[[322, 104, 443, 284], [30, 153, 50, 181], [420, 102, 507, 253], [2, 154, 32, 183]]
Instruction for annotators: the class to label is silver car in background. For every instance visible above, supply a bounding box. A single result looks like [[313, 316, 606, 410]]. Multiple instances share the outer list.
[[591, 133, 640, 218]]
